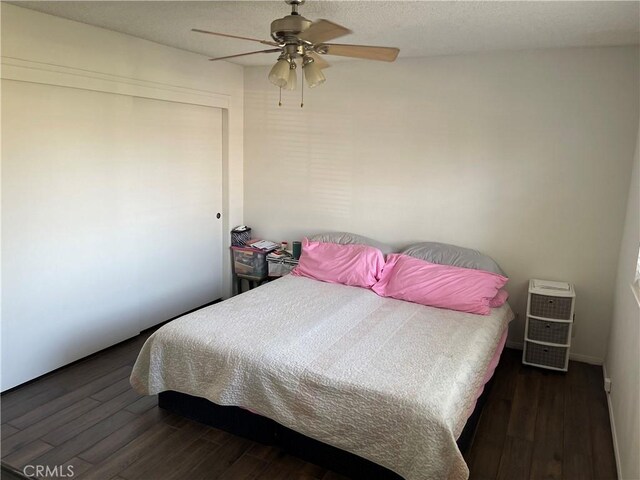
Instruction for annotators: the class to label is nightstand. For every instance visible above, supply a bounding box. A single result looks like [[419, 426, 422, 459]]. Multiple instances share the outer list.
[[522, 279, 575, 371]]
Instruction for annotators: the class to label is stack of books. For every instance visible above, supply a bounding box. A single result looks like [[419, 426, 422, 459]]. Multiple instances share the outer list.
[[266, 249, 293, 261], [247, 239, 279, 252]]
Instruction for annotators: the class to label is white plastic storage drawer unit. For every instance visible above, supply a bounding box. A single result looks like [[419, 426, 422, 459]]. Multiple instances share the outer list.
[[522, 279, 575, 372]]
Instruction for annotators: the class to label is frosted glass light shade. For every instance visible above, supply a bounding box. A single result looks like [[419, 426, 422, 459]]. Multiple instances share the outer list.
[[268, 59, 290, 88], [286, 65, 297, 91], [303, 60, 326, 88]]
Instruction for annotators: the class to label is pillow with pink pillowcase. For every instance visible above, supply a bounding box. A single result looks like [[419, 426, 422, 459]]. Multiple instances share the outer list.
[[489, 289, 509, 308], [372, 254, 508, 315], [291, 238, 385, 288]]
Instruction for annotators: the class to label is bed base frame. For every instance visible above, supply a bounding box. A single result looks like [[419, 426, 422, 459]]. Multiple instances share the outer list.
[[158, 376, 492, 480]]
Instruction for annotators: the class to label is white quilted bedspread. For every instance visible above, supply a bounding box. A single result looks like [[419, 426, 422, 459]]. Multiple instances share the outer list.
[[130, 275, 513, 480]]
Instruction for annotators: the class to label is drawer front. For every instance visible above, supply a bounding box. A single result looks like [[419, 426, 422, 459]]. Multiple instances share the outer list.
[[232, 250, 267, 279], [530, 294, 573, 320], [527, 318, 571, 344], [524, 341, 568, 370]]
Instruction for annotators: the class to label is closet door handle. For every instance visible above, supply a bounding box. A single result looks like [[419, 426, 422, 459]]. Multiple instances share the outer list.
[[216, 213, 221, 219]]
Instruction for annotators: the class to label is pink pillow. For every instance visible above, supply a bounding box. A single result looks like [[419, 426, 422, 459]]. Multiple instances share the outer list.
[[291, 238, 385, 288], [489, 289, 509, 308], [372, 254, 508, 315]]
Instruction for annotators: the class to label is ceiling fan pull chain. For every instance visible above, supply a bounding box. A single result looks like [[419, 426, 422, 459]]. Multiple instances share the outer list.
[[300, 75, 304, 108], [279, 86, 282, 107]]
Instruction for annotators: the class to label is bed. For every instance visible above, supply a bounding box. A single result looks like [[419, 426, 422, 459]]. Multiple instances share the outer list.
[[131, 274, 513, 480]]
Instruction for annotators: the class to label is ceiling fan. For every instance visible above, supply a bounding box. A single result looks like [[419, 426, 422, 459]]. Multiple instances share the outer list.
[[192, 0, 399, 102]]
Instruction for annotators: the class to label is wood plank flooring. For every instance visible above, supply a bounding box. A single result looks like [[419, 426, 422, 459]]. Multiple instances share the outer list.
[[2, 331, 617, 479], [466, 350, 617, 480]]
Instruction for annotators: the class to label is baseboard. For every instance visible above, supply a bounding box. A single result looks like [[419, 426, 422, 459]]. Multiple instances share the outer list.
[[603, 364, 622, 479], [506, 340, 524, 351], [567, 351, 603, 365], [506, 341, 603, 365]]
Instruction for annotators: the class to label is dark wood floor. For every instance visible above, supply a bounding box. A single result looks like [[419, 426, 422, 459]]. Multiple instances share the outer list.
[[1, 330, 617, 480], [466, 349, 617, 480]]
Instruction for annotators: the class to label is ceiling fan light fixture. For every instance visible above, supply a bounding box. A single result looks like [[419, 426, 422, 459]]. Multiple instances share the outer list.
[[268, 57, 291, 88], [195, 0, 400, 102], [302, 56, 325, 88], [286, 61, 297, 91]]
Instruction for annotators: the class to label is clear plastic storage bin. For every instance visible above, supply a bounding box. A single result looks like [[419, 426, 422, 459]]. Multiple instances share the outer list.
[[231, 246, 268, 280]]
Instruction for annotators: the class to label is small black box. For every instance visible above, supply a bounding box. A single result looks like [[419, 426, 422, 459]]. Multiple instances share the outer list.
[[231, 226, 252, 247]]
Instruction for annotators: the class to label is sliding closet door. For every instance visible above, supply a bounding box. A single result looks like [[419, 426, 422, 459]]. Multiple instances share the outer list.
[[1, 79, 223, 390], [129, 96, 223, 330]]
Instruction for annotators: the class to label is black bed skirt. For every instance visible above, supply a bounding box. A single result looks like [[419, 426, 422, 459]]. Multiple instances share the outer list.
[[158, 376, 492, 480]]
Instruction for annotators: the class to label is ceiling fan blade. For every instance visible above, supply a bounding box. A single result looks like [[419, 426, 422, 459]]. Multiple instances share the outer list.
[[192, 28, 279, 47], [209, 49, 281, 61], [307, 52, 331, 69], [319, 44, 400, 62], [298, 19, 352, 44]]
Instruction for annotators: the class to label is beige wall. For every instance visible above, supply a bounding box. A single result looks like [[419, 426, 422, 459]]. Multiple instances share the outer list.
[[605, 124, 639, 480], [244, 47, 639, 362], [1, 4, 244, 389]]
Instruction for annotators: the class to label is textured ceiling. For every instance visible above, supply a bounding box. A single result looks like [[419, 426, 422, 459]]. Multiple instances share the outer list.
[[11, 1, 640, 66]]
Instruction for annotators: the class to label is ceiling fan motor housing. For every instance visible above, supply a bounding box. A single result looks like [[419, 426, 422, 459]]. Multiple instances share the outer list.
[[271, 15, 312, 45]]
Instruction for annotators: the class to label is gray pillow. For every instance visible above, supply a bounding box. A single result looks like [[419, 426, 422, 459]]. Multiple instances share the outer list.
[[401, 242, 506, 276], [308, 232, 395, 256]]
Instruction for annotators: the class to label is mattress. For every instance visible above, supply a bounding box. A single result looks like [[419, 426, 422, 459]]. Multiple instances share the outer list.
[[131, 275, 514, 480]]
